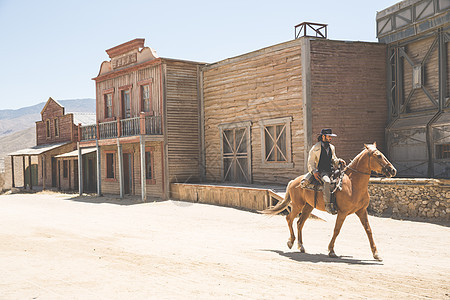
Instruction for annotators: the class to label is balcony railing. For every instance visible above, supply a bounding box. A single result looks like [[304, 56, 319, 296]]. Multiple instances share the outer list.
[[78, 115, 162, 142]]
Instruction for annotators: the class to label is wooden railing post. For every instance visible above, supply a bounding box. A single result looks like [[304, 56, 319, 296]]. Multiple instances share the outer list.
[[96, 120, 100, 140], [78, 123, 82, 142], [140, 113, 146, 135], [117, 117, 122, 138]]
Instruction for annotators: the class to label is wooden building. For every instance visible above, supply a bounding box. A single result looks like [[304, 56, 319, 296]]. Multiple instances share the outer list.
[[201, 36, 388, 185], [9, 98, 96, 190], [78, 39, 204, 200], [377, 0, 450, 178]]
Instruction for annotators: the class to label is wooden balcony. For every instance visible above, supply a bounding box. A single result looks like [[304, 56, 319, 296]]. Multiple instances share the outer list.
[[79, 115, 162, 141]]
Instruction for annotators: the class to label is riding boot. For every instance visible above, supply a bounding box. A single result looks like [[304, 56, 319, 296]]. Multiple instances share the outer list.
[[322, 175, 337, 214]]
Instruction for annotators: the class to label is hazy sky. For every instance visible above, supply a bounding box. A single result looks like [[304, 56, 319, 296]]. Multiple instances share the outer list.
[[0, 0, 400, 109]]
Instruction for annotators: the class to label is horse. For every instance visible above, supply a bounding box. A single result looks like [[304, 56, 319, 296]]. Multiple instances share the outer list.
[[260, 142, 396, 261]]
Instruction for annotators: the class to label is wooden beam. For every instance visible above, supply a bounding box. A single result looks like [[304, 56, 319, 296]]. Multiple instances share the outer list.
[[117, 139, 124, 199], [28, 156, 32, 190], [78, 143, 83, 196], [96, 140, 102, 196], [22, 156, 25, 189], [11, 156, 15, 188], [140, 136, 147, 201]]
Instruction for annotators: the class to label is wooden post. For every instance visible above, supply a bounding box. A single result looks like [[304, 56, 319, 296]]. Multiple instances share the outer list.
[[140, 136, 147, 201], [96, 120, 100, 140], [78, 123, 82, 142], [28, 155, 32, 190], [117, 118, 122, 138], [140, 113, 146, 135], [22, 156, 26, 189], [96, 140, 102, 196], [78, 143, 83, 196], [117, 139, 124, 199], [42, 155, 46, 190], [11, 156, 15, 188]]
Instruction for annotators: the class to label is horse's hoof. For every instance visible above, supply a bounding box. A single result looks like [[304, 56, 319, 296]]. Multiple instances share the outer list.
[[328, 251, 338, 258], [373, 253, 383, 262], [298, 244, 305, 253], [287, 240, 294, 249]]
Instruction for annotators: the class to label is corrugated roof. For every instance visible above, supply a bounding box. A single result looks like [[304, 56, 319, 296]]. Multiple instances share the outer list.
[[8, 142, 71, 156], [55, 147, 96, 158], [72, 112, 96, 126]]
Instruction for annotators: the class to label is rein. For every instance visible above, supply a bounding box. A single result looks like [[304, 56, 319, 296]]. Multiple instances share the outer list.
[[345, 149, 391, 176]]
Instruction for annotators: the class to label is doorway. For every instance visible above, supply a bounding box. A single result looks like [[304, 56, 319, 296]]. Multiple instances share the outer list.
[[222, 126, 251, 183], [123, 153, 133, 194]]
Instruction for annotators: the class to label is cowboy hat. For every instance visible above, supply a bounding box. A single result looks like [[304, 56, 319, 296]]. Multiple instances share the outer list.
[[319, 128, 337, 136]]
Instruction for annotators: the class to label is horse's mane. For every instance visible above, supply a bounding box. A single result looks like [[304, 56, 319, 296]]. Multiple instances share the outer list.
[[347, 147, 369, 170]]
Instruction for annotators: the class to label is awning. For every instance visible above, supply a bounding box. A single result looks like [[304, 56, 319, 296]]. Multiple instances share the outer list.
[[55, 147, 97, 158], [8, 142, 71, 156]]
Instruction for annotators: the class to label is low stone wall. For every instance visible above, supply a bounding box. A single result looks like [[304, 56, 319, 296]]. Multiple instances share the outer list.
[[368, 178, 450, 222]]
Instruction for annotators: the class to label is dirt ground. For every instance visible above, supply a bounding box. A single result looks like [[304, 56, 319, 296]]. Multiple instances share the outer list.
[[0, 192, 449, 299]]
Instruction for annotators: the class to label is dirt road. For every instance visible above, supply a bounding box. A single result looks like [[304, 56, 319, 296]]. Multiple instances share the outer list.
[[0, 192, 448, 299]]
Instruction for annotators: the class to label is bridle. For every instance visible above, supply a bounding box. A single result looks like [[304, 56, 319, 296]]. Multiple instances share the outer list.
[[345, 149, 392, 177]]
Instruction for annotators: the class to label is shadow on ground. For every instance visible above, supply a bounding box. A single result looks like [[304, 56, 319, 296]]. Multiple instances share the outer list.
[[262, 249, 383, 266]]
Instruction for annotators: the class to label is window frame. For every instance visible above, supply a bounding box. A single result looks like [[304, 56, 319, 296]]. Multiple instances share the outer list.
[[54, 118, 59, 137], [145, 146, 156, 184], [138, 79, 153, 116], [119, 84, 132, 119], [436, 143, 450, 160], [46, 119, 51, 138], [62, 160, 68, 178], [259, 117, 293, 168], [105, 151, 116, 181], [102, 88, 115, 122]]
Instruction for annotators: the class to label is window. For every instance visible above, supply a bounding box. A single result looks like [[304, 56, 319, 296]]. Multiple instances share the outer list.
[[436, 144, 450, 159], [259, 117, 293, 167], [63, 160, 68, 178], [122, 90, 131, 119], [106, 152, 115, 179], [54, 118, 59, 137], [46, 120, 51, 138], [141, 85, 151, 113], [145, 148, 154, 182], [104, 93, 113, 118]]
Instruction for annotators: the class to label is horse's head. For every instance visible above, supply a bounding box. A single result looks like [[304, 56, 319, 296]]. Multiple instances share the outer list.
[[364, 142, 397, 178]]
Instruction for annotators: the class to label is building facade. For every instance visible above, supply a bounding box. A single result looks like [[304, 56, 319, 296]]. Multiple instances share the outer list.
[[377, 0, 450, 177], [78, 39, 204, 199], [200, 37, 387, 185]]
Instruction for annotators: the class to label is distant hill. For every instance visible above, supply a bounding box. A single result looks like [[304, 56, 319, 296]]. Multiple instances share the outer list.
[[0, 98, 95, 137]]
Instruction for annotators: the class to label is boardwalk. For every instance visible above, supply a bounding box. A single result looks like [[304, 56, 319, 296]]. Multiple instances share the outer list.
[[0, 192, 448, 299]]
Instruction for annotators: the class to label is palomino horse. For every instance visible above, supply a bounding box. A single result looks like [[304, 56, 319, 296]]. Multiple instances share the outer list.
[[261, 143, 396, 261]]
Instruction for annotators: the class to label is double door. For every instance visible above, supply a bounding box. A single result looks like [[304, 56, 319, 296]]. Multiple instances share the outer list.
[[222, 126, 251, 183]]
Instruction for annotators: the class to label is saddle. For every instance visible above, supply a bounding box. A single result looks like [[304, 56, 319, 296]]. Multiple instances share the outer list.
[[301, 167, 345, 209]]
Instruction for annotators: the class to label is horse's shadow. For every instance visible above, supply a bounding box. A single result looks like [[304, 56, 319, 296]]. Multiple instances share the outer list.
[[262, 249, 383, 266]]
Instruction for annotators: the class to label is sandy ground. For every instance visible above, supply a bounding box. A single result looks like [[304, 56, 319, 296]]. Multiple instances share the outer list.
[[0, 192, 449, 299]]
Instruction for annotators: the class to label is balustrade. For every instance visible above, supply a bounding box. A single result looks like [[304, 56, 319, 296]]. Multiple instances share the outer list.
[[80, 115, 162, 141]]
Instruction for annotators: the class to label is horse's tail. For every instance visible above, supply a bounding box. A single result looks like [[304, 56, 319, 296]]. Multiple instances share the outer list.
[[259, 181, 293, 215]]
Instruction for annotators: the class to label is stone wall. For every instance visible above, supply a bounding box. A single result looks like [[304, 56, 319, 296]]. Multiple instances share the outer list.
[[368, 178, 450, 222]]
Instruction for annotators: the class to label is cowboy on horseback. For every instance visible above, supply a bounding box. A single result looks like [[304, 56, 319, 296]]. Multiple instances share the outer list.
[[299, 128, 346, 214]]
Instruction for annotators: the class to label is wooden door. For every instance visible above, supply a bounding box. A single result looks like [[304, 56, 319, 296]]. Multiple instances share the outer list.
[[222, 127, 250, 183], [51, 157, 57, 187], [122, 90, 131, 119], [123, 153, 133, 194]]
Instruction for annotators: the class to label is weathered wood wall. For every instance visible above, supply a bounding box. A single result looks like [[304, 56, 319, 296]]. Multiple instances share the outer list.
[[309, 39, 388, 161], [202, 40, 304, 184], [99, 141, 163, 198], [36, 99, 76, 145], [402, 35, 439, 112], [38, 143, 77, 187], [95, 62, 163, 122], [165, 60, 203, 183]]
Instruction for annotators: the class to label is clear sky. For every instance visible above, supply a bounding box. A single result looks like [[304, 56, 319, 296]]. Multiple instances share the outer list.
[[0, 0, 400, 109]]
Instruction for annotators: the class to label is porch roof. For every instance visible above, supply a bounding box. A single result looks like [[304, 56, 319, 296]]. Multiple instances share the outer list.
[[55, 147, 96, 158], [8, 142, 71, 156]]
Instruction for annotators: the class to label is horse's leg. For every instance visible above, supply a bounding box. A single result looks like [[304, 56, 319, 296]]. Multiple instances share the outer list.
[[297, 203, 313, 253], [286, 203, 302, 249], [356, 208, 382, 261], [328, 212, 347, 258]]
